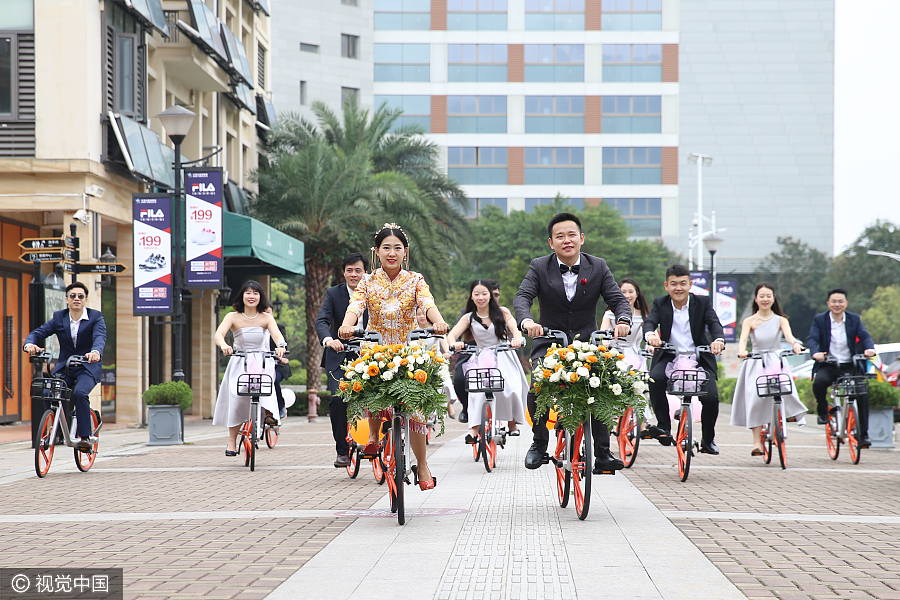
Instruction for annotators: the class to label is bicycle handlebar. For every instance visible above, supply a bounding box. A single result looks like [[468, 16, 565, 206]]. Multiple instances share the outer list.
[[531, 328, 568, 347], [407, 328, 443, 343]]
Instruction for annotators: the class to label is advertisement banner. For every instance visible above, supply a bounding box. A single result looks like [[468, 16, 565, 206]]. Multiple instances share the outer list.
[[690, 270, 710, 296], [716, 280, 738, 342], [133, 194, 173, 315], [184, 168, 224, 288]]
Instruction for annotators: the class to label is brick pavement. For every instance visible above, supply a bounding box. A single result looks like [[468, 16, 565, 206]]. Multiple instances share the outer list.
[[622, 409, 900, 600]]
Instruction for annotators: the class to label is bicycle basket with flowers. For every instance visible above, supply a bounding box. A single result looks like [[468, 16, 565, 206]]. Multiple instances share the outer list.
[[532, 339, 649, 432], [337, 341, 452, 434]]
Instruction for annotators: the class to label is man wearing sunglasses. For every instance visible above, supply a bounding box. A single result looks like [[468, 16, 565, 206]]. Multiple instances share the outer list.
[[24, 282, 107, 449]]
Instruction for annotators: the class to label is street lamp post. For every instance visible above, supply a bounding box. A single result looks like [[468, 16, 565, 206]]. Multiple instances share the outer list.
[[704, 234, 724, 306], [157, 105, 197, 383], [687, 152, 713, 270]]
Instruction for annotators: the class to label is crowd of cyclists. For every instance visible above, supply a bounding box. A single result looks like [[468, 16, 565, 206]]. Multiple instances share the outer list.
[[24, 212, 879, 486]]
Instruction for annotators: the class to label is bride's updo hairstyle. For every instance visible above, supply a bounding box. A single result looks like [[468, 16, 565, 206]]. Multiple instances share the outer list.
[[371, 223, 410, 272]]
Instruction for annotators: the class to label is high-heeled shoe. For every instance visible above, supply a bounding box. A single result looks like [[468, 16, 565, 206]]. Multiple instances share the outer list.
[[225, 449, 238, 457], [411, 465, 437, 491]]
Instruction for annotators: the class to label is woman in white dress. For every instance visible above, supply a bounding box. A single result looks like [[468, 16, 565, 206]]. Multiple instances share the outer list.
[[731, 283, 807, 456], [213, 281, 287, 457], [415, 307, 459, 411], [448, 280, 527, 442], [600, 278, 650, 371]]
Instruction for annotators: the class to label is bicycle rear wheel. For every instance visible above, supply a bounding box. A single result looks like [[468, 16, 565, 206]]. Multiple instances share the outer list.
[[617, 406, 640, 468], [249, 404, 258, 471], [480, 402, 495, 472], [573, 421, 593, 520], [774, 404, 786, 470], [676, 404, 692, 482], [34, 410, 56, 478], [847, 404, 861, 465], [554, 428, 570, 508], [826, 407, 840, 460], [392, 414, 406, 525], [74, 410, 100, 472], [265, 424, 279, 448]]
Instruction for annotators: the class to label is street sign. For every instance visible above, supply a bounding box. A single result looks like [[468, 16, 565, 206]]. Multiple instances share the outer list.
[[75, 263, 129, 274], [20, 250, 64, 263], [61, 262, 75, 273], [18, 237, 75, 250]]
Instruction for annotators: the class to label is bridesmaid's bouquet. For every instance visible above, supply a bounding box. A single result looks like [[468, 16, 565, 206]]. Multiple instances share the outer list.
[[532, 339, 649, 432], [337, 341, 451, 433]]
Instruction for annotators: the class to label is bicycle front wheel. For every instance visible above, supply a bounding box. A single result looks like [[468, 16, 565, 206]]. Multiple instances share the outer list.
[[847, 403, 861, 465], [676, 404, 692, 482], [554, 428, 570, 508], [760, 422, 772, 464], [249, 405, 258, 471], [373, 436, 387, 485], [480, 402, 495, 473], [573, 421, 593, 520], [34, 410, 56, 478], [826, 407, 840, 460], [775, 404, 786, 470], [392, 414, 405, 525], [617, 406, 640, 468], [74, 410, 100, 472], [347, 444, 361, 479]]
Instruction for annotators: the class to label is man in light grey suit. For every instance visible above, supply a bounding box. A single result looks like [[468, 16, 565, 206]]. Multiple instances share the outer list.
[[514, 212, 633, 472]]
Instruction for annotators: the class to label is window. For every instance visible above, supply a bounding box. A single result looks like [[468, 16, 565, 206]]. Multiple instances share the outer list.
[[341, 34, 359, 58], [375, 43, 430, 82], [0, 38, 13, 116], [375, 0, 430, 30], [448, 0, 507, 31], [601, 0, 662, 30], [104, 1, 145, 121], [375, 95, 431, 132], [448, 44, 507, 82], [605, 198, 661, 236], [448, 147, 508, 185], [0, 0, 35, 157], [602, 147, 662, 184], [601, 96, 660, 133], [257, 43, 266, 89], [602, 44, 662, 82], [524, 147, 584, 184], [447, 96, 506, 133], [524, 96, 584, 133], [524, 0, 584, 30], [466, 198, 508, 217], [525, 198, 584, 212], [300, 80, 307, 105], [342, 87, 359, 106], [524, 44, 583, 82], [300, 42, 319, 53]]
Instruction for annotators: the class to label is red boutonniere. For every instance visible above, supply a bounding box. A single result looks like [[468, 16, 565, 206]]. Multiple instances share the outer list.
[[580, 278, 587, 285]]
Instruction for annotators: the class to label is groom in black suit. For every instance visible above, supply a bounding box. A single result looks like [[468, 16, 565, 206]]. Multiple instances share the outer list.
[[316, 252, 368, 468], [514, 212, 633, 472], [643, 264, 726, 454]]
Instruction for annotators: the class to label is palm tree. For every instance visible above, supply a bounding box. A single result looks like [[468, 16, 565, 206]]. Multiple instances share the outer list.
[[251, 128, 422, 392]]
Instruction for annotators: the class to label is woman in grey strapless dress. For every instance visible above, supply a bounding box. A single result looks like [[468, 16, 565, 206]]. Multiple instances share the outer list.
[[731, 283, 807, 455]]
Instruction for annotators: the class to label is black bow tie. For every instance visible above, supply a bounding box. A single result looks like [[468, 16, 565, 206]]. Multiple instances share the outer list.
[[559, 264, 580, 275]]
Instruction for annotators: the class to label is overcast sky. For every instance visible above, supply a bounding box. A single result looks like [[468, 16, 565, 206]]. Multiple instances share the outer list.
[[833, 0, 900, 254]]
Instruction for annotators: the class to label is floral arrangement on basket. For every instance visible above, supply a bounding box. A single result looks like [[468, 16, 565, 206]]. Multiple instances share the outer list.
[[337, 341, 451, 434], [532, 339, 649, 432]]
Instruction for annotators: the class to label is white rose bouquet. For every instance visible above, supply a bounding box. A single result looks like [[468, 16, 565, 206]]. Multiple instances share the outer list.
[[532, 339, 648, 432]]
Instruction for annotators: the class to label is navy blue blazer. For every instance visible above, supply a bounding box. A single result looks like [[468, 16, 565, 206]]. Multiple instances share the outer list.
[[25, 308, 107, 383], [315, 284, 368, 372], [807, 311, 874, 377]]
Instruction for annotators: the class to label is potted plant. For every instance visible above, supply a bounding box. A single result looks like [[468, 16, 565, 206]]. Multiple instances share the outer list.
[[867, 380, 899, 448], [143, 381, 193, 446]]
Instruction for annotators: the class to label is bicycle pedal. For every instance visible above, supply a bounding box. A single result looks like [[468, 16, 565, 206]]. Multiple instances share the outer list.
[[596, 470, 616, 475], [541, 452, 552, 464]]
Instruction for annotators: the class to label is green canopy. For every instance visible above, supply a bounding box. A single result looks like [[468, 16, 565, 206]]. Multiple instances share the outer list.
[[223, 212, 305, 276]]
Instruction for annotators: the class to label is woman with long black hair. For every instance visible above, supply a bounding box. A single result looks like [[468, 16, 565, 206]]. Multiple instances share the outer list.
[[600, 278, 651, 371], [447, 279, 528, 442]]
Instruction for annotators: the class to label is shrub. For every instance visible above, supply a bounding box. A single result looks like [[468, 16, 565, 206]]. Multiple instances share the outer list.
[[868, 380, 900, 409], [142, 381, 193, 411], [718, 378, 737, 404]]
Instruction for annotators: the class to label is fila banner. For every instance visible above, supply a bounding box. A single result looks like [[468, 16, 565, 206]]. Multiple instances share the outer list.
[[716, 280, 738, 343], [133, 194, 173, 315], [184, 167, 224, 288]]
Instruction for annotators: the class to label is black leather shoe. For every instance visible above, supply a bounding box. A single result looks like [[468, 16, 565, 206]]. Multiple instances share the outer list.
[[525, 442, 547, 469], [458, 411, 468, 424], [700, 440, 719, 455], [334, 454, 352, 468], [817, 415, 829, 425], [593, 448, 624, 473], [859, 438, 872, 449], [657, 430, 673, 446], [642, 425, 665, 440]]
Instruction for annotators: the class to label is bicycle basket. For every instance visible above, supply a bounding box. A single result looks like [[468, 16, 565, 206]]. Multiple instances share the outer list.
[[834, 375, 869, 397], [465, 368, 505, 393], [31, 378, 69, 401], [666, 369, 710, 396], [755, 373, 793, 397], [236, 373, 273, 397]]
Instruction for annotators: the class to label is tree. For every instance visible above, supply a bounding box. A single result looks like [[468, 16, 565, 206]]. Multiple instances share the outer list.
[[861, 286, 900, 344], [750, 236, 832, 339], [830, 221, 900, 314]]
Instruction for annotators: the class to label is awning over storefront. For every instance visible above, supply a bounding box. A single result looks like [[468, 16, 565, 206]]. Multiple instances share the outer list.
[[223, 212, 305, 276]]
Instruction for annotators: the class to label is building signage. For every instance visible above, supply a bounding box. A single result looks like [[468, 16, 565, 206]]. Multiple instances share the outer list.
[[716, 280, 738, 343], [184, 167, 224, 288], [133, 194, 173, 315]]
